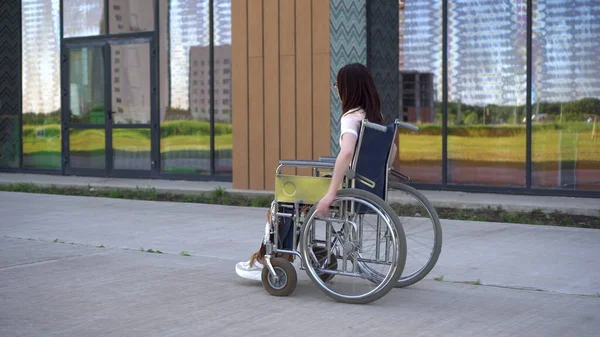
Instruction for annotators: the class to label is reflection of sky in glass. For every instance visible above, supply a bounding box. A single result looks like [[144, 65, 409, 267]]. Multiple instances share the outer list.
[[22, 0, 61, 114], [533, 0, 600, 103]]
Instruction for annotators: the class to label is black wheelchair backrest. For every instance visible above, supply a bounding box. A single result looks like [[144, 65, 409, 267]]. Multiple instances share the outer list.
[[350, 120, 397, 200]]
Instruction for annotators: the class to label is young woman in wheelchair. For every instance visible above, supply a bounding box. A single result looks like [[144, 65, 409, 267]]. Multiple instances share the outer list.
[[235, 63, 398, 281]]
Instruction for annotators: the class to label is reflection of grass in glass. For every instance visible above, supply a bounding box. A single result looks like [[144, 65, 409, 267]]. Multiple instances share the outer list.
[[399, 123, 599, 164], [161, 133, 232, 151], [402, 133, 526, 163], [447, 135, 525, 162], [533, 130, 598, 163], [70, 129, 105, 151], [113, 129, 151, 152], [21, 122, 598, 165], [160, 120, 232, 151], [23, 124, 61, 155]]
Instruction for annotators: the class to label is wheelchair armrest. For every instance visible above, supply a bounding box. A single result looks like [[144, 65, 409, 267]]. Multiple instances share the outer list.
[[278, 160, 335, 169], [389, 168, 411, 182], [319, 156, 336, 163]]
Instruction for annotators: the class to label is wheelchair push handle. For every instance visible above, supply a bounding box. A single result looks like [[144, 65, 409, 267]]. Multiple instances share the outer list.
[[395, 120, 419, 132], [363, 120, 388, 132], [364, 119, 419, 132]]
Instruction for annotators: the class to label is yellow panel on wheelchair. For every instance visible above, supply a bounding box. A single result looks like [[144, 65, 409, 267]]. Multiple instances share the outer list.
[[274, 175, 337, 204]]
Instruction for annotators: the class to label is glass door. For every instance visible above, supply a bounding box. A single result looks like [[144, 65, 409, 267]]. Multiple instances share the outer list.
[[63, 38, 156, 176], [108, 40, 154, 174], [64, 43, 108, 175]]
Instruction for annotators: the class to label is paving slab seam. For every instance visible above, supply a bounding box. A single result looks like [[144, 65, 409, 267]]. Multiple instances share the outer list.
[[437, 280, 600, 299], [3, 235, 245, 265]]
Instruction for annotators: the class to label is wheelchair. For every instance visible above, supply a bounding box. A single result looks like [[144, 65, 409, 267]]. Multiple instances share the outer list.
[[260, 119, 441, 304]]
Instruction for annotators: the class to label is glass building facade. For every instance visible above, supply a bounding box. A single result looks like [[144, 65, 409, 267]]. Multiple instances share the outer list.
[[397, 0, 599, 195], [6, 0, 232, 179], [1, 0, 599, 196]]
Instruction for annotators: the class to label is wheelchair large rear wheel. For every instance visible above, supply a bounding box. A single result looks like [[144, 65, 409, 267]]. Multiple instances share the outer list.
[[387, 182, 442, 288], [300, 189, 406, 304]]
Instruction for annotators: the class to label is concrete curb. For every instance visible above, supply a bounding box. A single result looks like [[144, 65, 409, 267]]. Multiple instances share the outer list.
[[2, 178, 598, 217]]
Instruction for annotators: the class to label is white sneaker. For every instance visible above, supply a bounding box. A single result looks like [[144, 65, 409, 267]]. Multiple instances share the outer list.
[[235, 260, 264, 281]]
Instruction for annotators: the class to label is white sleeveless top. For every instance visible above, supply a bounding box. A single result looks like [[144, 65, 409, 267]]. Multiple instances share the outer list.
[[339, 107, 366, 146]]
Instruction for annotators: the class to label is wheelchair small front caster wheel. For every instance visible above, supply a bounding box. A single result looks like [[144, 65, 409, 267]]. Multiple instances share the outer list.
[[261, 257, 297, 296], [312, 247, 338, 283]]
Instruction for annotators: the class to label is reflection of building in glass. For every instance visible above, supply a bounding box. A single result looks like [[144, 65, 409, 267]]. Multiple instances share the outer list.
[[214, 0, 232, 45], [109, 0, 154, 33], [111, 44, 150, 124], [533, 0, 600, 103], [398, 0, 442, 103], [189, 45, 231, 123], [400, 71, 434, 123], [62, 0, 105, 37], [22, 0, 61, 114], [169, 0, 210, 109], [68, 47, 105, 121], [448, 0, 527, 107]]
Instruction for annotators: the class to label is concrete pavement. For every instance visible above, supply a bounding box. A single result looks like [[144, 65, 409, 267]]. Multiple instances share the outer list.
[[1, 173, 599, 216], [1, 192, 599, 336]]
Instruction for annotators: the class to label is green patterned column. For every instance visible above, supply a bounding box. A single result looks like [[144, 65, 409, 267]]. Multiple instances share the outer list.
[[367, 0, 399, 124], [330, 0, 367, 155], [0, 0, 21, 168]]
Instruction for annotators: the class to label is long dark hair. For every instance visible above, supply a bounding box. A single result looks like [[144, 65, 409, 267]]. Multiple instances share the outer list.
[[336, 63, 384, 125]]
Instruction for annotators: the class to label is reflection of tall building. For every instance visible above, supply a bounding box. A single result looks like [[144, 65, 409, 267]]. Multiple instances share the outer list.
[[108, 0, 165, 124], [111, 44, 151, 123], [109, 0, 154, 33], [189, 45, 232, 123], [533, 0, 600, 103], [214, 0, 232, 45], [448, 0, 527, 106], [400, 71, 434, 123], [169, 0, 210, 109], [63, 0, 105, 37], [22, 0, 61, 113], [399, 0, 442, 102]]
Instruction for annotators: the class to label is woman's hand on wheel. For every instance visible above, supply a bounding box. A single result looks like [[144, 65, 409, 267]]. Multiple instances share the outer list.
[[316, 192, 336, 217]]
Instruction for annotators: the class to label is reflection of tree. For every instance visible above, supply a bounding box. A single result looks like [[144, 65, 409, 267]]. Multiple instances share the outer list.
[[164, 106, 192, 121], [562, 98, 600, 121], [22, 110, 61, 125], [441, 98, 600, 125]]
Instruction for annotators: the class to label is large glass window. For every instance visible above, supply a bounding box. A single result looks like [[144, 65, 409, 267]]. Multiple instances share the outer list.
[[214, 0, 232, 174], [532, 0, 600, 191], [447, 0, 527, 187], [22, 0, 61, 169], [161, 0, 211, 174], [398, 0, 442, 183], [160, 0, 231, 175]]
